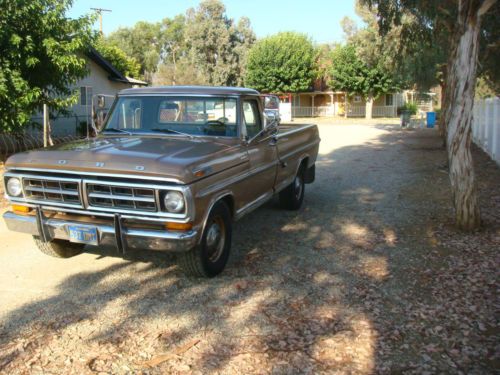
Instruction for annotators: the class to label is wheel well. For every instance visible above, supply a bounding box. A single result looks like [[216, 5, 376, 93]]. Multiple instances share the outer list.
[[299, 157, 309, 173], [220, 194, 235, 219]]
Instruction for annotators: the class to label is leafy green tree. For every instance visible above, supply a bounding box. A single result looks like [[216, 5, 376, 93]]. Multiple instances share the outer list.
[[342, 2, 446, 92], [184, 0, 254, 86], [106, 21, 161, 80], [157, 15, 187, 85], [362, 0, 498, 230], [0, 0, 96, 132], [328, 44, 398, 118], [477, 4, 500, 96], [95, 38, 140, 78], [154, 58, 208, 86], [153, 0, 255, 86], [245, 32, 316, 93], [231, 17, 256, 86]]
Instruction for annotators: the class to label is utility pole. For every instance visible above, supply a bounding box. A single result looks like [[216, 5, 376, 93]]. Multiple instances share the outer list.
[[90, 8, 112, 35]]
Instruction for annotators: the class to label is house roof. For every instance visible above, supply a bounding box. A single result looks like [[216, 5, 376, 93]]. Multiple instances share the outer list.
[[118, 86, 260, 96], [86, 47, 147, 86]]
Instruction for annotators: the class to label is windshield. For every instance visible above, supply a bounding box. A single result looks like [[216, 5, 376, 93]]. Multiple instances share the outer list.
[[102, 96, 238, 137]]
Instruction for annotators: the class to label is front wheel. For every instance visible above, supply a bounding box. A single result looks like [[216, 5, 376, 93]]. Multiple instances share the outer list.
[[279, 169, 305, 210], [33, 236, 84, 258], [178, 201, 232, 277]]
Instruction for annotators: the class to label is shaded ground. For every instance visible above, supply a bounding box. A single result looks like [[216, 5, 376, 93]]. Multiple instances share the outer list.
[[0, 123, 498, 374]]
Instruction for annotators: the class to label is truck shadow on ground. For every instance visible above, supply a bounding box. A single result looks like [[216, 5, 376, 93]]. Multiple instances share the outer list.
[[0, 125, 498, 374]]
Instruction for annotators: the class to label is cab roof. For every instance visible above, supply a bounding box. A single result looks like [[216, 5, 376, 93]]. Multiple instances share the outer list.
[[119, 85, 260, 96]]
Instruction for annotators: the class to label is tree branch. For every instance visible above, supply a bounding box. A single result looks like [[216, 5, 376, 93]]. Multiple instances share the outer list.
[[478, 0, 496, 16]]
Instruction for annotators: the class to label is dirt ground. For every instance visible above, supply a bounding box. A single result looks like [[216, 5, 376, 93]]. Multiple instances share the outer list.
[[0, 123, 498, 374]]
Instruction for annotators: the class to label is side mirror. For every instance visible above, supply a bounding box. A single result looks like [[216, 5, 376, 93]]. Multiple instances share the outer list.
[[264, 110, 278, 124], [263, 111, 279, 132], [97, 95, 106, 109]]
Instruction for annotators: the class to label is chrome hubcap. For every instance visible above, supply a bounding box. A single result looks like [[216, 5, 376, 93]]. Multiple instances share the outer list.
[[206, 217, 225, 262]]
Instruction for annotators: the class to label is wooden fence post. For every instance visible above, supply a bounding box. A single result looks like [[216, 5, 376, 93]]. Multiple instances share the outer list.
[[43, 103, 48, 148]]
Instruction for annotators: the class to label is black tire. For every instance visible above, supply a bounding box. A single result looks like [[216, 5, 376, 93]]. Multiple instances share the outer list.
[[279, 167, 305, 210], [178, 201, 232, 277], [33, 236, 84, 258]]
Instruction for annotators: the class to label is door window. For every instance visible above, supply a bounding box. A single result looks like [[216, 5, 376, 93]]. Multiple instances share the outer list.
[[243, 100, 262, 138]]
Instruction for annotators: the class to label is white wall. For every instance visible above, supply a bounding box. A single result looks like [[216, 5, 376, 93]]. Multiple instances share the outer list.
[[472, 97, 500, 165], [70, 59, 130, 117], [31, 59, 132, 136]]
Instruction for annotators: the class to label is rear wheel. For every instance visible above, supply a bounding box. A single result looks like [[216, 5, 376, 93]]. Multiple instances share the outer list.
[[33, 236, 84, 258], [279, 167, 305, 210], [178, 201, 232, 277]]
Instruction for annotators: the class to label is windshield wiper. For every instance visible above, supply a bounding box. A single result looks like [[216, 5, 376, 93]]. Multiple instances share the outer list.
[[149, 128, 194, 139], [102, 128, 133, 135]]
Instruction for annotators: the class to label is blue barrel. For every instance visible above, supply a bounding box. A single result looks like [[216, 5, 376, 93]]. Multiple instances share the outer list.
[[426, 112, 436, 128]]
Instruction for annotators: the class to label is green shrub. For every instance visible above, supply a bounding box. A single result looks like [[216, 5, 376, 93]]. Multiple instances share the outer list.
[[397, 102, 418, 115]]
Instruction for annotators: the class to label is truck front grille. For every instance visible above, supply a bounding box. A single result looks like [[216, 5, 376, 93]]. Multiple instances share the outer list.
[[23, 177, 82, 206], [86, 183, 157, 212], [5, 170, 188, 218]]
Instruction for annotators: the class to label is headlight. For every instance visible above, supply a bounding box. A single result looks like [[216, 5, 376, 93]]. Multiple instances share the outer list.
[[6, 177, 22, 197], [163, 191, 185, 213]]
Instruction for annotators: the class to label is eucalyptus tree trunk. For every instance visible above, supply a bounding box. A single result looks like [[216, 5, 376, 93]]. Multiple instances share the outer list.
[[444, 0, 495, 231]]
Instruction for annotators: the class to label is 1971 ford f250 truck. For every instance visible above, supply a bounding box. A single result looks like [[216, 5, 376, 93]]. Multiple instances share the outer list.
[[3, 86, 320, 277]]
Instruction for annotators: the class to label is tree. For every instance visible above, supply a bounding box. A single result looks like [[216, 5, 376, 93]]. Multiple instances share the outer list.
[[232, 17, 256, 86], [327, 44, 399, 118], [184, 0, 254, 86], [154, 57, 208, 86], [0, 0, 95, 132], [157, 15, 187, 85], [363, 0, 498, 230], [245, 32, 316, 93], [106, 21, 161, 81], [342, 1, 447, 93], [477, 4, 500, 95], [95, 38, 140, 78], [153, 0, 255, 86]]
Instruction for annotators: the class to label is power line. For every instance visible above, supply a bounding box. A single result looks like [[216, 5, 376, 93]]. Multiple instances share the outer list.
[[90, 8, 112, 35]]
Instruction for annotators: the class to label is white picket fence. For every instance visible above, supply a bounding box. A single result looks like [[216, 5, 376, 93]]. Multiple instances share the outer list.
[[292, 106, 336, 117], [472, 97, 500, 164]]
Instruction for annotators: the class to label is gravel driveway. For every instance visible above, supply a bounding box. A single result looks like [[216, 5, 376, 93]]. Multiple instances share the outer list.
[[0, 122, 498, 374]]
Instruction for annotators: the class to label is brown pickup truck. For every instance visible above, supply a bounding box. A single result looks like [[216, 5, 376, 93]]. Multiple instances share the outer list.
[[3, 86, 320, 277]]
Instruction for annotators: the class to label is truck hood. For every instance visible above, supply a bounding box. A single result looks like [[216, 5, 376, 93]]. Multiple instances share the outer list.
[[5, 135, 245, 184]]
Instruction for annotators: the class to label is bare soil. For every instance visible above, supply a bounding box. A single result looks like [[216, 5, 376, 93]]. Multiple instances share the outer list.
[[0, 123, 498, 374]]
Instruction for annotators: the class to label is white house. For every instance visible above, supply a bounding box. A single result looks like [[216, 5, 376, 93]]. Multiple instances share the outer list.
[[34, 47, 146, 136]]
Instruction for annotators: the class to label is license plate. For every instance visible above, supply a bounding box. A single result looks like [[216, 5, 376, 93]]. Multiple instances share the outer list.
[[67, 225, 98, 245]]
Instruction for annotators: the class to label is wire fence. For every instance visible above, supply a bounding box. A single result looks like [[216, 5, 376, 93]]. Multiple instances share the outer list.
[[0, 132, 84, 162]]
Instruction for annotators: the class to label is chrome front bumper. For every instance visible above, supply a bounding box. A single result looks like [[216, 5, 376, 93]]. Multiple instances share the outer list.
[[3, 210, 199, 253]]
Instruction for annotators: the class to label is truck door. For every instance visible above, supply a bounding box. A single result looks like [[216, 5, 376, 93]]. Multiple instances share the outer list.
[[241, 97, 278, 207]]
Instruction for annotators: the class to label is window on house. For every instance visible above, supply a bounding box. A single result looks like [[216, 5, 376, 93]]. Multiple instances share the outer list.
[[80, 86, 92, 106], [353, 95, 362, 103], [385, 94, 394, 106]]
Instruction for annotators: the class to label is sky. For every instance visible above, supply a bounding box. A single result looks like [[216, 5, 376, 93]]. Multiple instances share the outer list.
[[68, 0, 362, 44]]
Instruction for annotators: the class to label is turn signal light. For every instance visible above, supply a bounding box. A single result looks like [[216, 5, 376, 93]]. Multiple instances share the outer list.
[[165, 222, 193, 231], [12, 204, 32, 214]]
